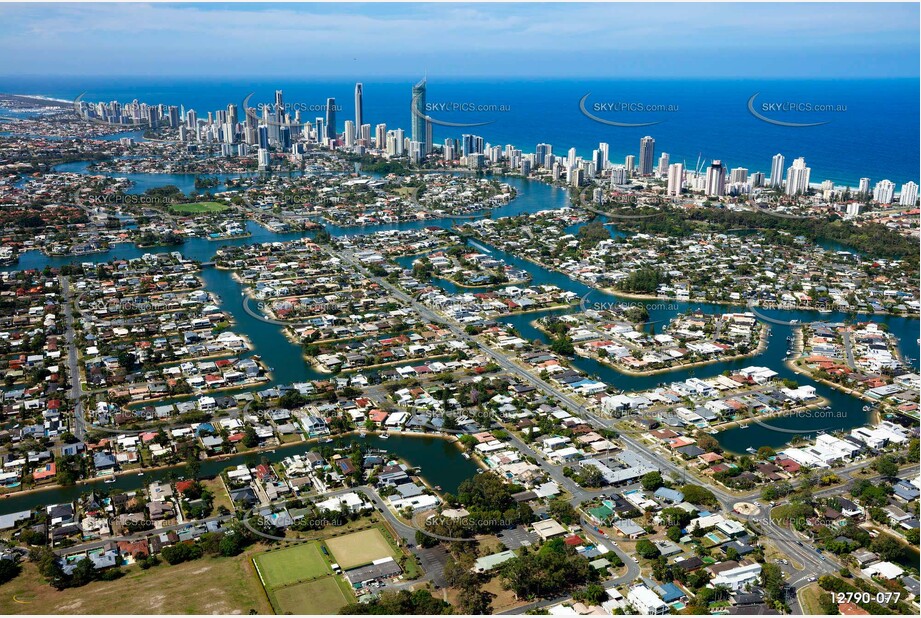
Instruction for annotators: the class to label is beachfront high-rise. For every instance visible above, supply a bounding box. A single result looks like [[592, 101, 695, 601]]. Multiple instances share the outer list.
[[667, 162, 684, 196], [899, 181, 918, 206], [657, 152, 669, 177], [325, 98, 337, 140], [785, 157, 811, 196], [873, 179, 895, 204], [770, 153, 785, 188], [411, 78, 430, 155], [354, 83, 363, 136], [639, 136, 655, 176], [705, 160, 726, 197], [858, 177, 871, 197]]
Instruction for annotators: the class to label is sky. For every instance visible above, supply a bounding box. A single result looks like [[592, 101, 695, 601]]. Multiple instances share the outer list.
[[0, 2, 918, 78]]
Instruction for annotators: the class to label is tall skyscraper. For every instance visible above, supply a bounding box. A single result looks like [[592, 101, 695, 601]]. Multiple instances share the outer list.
[[461, 134, 484, 157], [411, 78, 429, 154], [639, 136, 655, 176], [536, 143, 552, 168], [625, 155, 636, 173], [592, 150, 604, 176], [567, 147, 577, 170], [858, 177, 871, 196], [657, 152, 670, 177], [374, 123, 387, 149], [770, 154, 785, 188], [257, 125, 269, 150], [598, 142, 609, 170], [343, 120, 355, 147], [169, 105, 179, 129], [354, 83, 363, 134], [274, 90, 284, 116], [873, 179, 895, 204], [730, 167, 749, 184], [899, 181, 918, 206], [785, 157, 811, 196], [705, 160, 726, 197], [314, 117, 325, 143], [325, 98, 337, 140], [667, 163, 684, 196]]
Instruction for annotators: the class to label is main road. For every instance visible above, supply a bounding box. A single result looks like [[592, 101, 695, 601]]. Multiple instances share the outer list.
[[61, 275, 87, 440]]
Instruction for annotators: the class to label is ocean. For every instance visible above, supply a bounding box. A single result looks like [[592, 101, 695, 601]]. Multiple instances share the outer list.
[[1, 75, 918, 187]]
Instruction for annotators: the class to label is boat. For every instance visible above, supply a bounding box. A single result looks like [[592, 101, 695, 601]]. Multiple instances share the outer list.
[[137, 472, 144, 476], [358, 431, 367, 437], [738, 424, 749, 429], [322, 438, 333, 443], [746, 447, 757, 454], [462, 452, 470, 459], [379, 433, 390, 440], [104, 477, 116, 484]]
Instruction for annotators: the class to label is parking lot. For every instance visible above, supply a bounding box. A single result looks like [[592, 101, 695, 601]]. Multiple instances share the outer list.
[[498, 525, 539, 549]]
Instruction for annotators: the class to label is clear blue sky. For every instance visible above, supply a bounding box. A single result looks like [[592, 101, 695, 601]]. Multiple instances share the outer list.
[[0, 2, 917, 78]]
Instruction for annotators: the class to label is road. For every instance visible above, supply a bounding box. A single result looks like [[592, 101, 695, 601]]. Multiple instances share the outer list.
[[842, 328, 856, 370], [334, 245, 877, 608], [61, 275, 87, 440]]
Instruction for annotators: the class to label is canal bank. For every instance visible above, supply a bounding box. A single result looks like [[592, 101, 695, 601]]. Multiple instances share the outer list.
[[0, 431, 480, 514], [5, 165, 918, 457]]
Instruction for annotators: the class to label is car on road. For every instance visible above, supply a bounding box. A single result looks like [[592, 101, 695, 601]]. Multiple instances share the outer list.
[[808, 576, 817, 582]]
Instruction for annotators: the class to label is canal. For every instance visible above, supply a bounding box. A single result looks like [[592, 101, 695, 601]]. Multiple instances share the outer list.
[[2, 163, 917, 510], [0, 433, 479, 513]]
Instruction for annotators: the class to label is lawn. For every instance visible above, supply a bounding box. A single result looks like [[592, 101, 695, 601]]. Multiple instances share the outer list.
[[254, 542, 330, 589], [324, 527, 396, 570], [0, 552, 272, 615], [270, 576, 352, 615], [797, 583, 827, 616], [168, 201, 229, 214]]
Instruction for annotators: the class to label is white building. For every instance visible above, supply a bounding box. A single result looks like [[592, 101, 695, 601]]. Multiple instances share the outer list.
[[628, 585, 668, 615], [785, 157, 811, 196], [710, 563, 762, 591], [873, 179, 895, 204], [899, 181, 918, 206]]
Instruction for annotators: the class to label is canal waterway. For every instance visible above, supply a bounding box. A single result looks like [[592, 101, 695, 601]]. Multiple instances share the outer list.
[[2, 165, 918, 512]]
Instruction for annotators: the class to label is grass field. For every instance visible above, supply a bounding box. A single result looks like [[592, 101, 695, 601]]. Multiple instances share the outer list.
[[254, 543, 330, 589], [169, 201, 229, 214], [0, 552, 272, 615], [797, 583, 827, 616], [270, 576, 352, 615], [324, 528, 396, 570]]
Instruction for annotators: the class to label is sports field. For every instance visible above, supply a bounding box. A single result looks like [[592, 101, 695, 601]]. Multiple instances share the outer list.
[[324, 528, 396, 569], [254, 542, 330, 589], [270, 576, 352, 615], [169, 201, 229, 214]]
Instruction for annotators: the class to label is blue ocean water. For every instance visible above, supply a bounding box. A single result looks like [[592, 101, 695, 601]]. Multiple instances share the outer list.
[[1, 76, 917, 187]]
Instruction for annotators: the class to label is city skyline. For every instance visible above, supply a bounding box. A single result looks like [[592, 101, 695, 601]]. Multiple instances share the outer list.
[[0, 2, 918, 78]]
